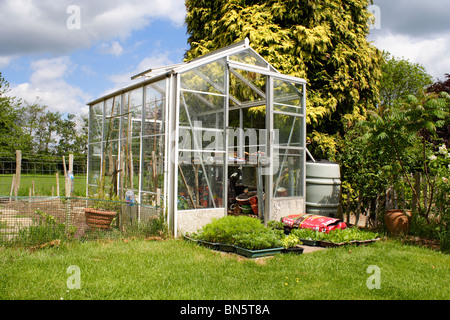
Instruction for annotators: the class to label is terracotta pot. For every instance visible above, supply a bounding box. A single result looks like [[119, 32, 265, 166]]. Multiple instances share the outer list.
[[384, 209, 411, 235], [84, 208, 117, 229]]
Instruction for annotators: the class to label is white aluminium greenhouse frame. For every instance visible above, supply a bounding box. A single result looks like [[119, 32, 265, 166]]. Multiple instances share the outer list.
[[87, 39, 307, 236]]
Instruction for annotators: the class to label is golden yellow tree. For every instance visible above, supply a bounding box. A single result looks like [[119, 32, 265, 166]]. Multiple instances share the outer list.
[[185, 0, 383, 159]]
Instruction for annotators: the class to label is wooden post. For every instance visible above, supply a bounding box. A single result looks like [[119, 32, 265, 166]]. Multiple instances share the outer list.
[[9, 174, 15, 199], [64, 154, 74, 232], [56, 172, 60, 197], [62, 156, 67, 178], [65, 154, 73, 197], [14, 150, 21, 197], [69, 154, 74, 174]]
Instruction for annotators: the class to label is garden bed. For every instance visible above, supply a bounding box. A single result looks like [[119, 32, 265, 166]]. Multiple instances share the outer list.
[[183, 235, 288, 258], [183, 216, 303, 258], [184, 216, 380, 258], [289, 227, 380, 248]]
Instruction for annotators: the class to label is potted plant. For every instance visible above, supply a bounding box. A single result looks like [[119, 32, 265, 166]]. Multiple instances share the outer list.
[[84, 194, 120, 229], [84, 207, 117, 229]]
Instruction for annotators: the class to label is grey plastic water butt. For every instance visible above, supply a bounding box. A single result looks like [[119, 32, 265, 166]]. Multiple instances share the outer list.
[[305, 160, 341, 217]]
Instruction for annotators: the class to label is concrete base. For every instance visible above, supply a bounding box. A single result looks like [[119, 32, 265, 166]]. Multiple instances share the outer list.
[[176, 208, 226, 236], [271, 197, 305, 222]]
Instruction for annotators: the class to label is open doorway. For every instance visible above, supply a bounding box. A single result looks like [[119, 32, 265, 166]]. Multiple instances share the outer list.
[[226, 66, 267, 220]]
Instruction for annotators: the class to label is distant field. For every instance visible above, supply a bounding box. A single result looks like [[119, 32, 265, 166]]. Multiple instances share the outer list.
[[0, 174, 87, 197]]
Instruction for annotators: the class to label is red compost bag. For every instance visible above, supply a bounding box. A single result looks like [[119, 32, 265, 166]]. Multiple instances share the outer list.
[[282, 214, 347, 233]]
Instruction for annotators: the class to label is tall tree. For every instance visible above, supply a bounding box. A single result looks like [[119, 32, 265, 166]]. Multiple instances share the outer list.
[[185, 0, 383, 159], [0, 73, 31, 153], [379, 52, 433, 108]]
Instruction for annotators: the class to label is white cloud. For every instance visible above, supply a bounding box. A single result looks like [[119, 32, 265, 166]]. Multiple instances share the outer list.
[[0, 0, 186, 62], [105, 51, 174, 94], [371, 32, 450, 80], [9, 57, 92, 114], [369, 0, 450, 81], [0, 55, 16, 69], [98, 41, 124, 56]]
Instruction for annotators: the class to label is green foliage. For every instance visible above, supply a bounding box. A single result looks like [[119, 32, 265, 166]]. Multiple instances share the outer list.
[[232, 228, 283, 250], [191, 215, 284, 249], [0, 73, 32, 153], [193, 215, 268, 244], [336, 54, 449, 232], [0, 72, 87, 156], [280, 233, 302, 248], [361, 90, 450, 221], [379, 52, 433, 107], [185, 0, 383, 159], [13, 210, 75, 246], [291, 227, 379, 244]]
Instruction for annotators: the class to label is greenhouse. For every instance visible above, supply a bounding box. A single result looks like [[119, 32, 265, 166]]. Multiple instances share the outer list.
[[87, 39, 307, 236]]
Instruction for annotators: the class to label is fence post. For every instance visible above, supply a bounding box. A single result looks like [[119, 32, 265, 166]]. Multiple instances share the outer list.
[[9, 174, 15, 200], [14, 150, 21, 197], [56, 172, 60, 197], [64, 154, 74, 233]]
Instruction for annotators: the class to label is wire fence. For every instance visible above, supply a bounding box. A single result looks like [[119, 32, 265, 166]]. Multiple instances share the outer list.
[[0, 152, 87, 197], [0, 196, 166, 247]]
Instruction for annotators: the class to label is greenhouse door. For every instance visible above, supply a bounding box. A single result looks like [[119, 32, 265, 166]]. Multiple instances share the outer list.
[[225, 61, 272, 224], [226, 60, 307, 224]]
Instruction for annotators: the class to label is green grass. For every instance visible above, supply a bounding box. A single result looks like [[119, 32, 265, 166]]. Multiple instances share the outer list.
[[0, 238, 448, 300], [0, 174, 86, 197]]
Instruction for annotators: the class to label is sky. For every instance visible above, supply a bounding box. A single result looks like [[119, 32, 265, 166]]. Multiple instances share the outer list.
[[0, 0, 449, 118]]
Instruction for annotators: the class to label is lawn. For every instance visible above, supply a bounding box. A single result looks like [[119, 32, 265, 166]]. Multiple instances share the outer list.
[[0, 174, 87, 197], [0, 238, 448, 301]]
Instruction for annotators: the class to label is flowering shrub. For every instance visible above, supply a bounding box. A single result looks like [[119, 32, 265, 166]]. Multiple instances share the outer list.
[[428, 144, 450, 221]]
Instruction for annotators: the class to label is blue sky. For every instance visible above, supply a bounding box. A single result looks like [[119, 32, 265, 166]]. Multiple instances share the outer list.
[[1, 0, 449, 118]]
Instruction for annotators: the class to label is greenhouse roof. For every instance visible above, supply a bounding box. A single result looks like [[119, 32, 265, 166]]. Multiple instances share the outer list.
[[88, 38, 306, 106]]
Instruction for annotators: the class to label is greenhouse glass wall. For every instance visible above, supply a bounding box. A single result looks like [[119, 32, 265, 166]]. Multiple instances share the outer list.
[[87, 39, 307, 236]]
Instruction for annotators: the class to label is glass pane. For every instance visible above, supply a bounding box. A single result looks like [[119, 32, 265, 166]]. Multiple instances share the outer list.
[[177, 162, 225, 209], [180, 58, 226, 94], [180, 90, 225, 121], [104, 96, 121, 141], [229, 68, 266, 106], [88, 143, 102, 186], [102, 140, 119, 195], [142, 135, 165, 192], [119, 137, 141, 190], [123, 88, 143, 138], [89, 102, 103, 143], [179, 91, 225, 156], [229, 48, 268, 68], [273, 113, 304, 149], [141, 192, 163, 208], [273, 79, 303, 114], [144, 80, 166, 135], [273, 150, 304, 198]]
